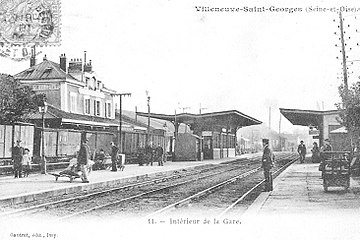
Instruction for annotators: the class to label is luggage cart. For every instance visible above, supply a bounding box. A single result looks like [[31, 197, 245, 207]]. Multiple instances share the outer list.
[[320, 151, 351, 192]]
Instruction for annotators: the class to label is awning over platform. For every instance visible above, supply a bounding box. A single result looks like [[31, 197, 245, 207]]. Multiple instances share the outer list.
[[280, 108, 341, 128], [27, 105, 155, 132], [136, 110, 262, 133], [330, 126, 348, 134]]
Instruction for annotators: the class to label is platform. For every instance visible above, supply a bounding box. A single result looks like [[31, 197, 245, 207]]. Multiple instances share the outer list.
[[0, 153, 262, 207], [242, 160, 360, 240]]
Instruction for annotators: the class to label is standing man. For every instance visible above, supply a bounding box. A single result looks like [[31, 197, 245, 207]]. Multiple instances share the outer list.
[[110, 141, 119, 172], [297, 140, 306, 163], [12, 140, 24, 178], [78, 139, 90, 183], [262, 139, 274, 192], [156, 144, 164, 166], [145, 142, 154, 166]]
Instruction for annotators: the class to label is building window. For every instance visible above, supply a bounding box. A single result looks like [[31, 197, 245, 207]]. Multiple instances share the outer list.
[[107, 102, 111, 117], [84, 98, 90, 114], [70, 93, 76, 112], [96, 100, 100, 116], [104, 102, 107, 117]]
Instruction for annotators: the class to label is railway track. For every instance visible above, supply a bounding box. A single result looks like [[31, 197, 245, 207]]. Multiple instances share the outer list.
[[143, 153, 298, 219], [60, 153, 295, 219], [0, 152, 296, 220]]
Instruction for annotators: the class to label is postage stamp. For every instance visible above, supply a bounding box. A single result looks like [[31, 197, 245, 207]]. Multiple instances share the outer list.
[[0, 0, 61, 61]]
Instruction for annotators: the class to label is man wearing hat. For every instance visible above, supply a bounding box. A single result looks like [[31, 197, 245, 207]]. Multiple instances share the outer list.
[[262, 139, 274, 192], [12, 140, 24, 178], [78, 139, 90, 183], [297, 140, 306, 163]]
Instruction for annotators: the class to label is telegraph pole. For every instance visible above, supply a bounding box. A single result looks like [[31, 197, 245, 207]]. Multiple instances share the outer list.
[[111, 93, 131, 152], [199, 103, 207, 114], [268, 107, 271, 129], [279, 113, 282, 151], [339, 11, 349, 97], [146, 92, 151, 145]]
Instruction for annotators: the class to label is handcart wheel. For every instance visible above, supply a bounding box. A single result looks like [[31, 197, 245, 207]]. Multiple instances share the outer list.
[[323, 179, 328, 192], [55, 176, 58, 181], [345, 180, 350, 190]]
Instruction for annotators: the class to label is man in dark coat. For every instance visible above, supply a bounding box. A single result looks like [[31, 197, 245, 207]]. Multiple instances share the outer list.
[[145, 143, 154, 166], [156, 144, 164, 166], [297, 140, 306, 163], [110, 142, 119, 172], [12, 140, 24, 178], [78, 139, 90, 183], [262, 139, 274, 192]]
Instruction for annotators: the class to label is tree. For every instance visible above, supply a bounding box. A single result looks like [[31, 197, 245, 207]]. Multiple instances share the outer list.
[[337, 82, 360, 148], [0, 74, 45, 124]]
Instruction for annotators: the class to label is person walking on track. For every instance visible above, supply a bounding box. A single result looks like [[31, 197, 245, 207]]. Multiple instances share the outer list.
[[78, 139, 90, 183], [297, 140, 306, 163], [12, 140, 24, 178], [262, 138, 274, 192], [110, 141, 119, 172]]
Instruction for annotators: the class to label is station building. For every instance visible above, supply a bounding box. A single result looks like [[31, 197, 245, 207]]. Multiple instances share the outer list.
[[136, 110, 262, 161], [280, 108, 349, 151], [12, 52, 166, 161]]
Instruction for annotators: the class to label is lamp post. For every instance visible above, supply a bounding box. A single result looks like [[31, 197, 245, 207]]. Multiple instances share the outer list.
[[38, 102, 48, 174], [146, 93, 151, 145], [111, 93, 131, 153]]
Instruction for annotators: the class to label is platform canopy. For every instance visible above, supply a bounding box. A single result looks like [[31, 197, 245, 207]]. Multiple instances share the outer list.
[[136, 110, 262, 134], [280, 108, 341, 128]]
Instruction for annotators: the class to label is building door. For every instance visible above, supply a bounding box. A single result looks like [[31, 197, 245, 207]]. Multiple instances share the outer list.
[[203, 136, 213, 160]]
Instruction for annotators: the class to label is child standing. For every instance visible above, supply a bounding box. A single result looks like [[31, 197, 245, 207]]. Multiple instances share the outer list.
[[22, 148, 32, 177]]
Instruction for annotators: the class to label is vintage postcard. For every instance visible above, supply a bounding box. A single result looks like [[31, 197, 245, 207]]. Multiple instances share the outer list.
[[0, 0, 360, 240]]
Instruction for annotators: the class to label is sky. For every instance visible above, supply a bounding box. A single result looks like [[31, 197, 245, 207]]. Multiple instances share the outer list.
[[2, 0, 360, 133]]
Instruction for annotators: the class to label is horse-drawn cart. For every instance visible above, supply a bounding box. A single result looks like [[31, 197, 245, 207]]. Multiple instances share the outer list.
[[320, 151, 351, 192]]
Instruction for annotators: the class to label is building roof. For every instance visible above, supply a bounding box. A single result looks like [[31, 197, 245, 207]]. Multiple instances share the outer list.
[[27, 105, 158, 131], [330, 126, 347, 134], [14, 60, 77, 81], [280, 108, 342, 127], [136, 110, 262, 131]]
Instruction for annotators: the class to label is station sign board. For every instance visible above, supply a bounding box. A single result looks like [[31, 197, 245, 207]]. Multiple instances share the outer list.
[[309, 129, 320, 135], [202, 131, 212, 137]]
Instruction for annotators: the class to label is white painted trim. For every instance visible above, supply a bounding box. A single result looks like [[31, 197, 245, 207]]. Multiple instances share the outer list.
[[66, 77, 85, 87], [62, 118, 117, 127], [79, 87, 105, 98]]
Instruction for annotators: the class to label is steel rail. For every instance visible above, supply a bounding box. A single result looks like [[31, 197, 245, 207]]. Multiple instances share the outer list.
[[216, 155, 298, 218], [143, 154, 297, 219], [58, 163, 262, 220], [0, 163, 236, 218]]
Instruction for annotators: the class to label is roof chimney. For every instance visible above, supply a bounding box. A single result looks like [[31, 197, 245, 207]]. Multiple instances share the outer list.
[[60, 53, 67, 72], [84, 59, 92, 72], [30, 46, 36, 67], [83, 51, 87, 70], [43, 54, 47, 61]]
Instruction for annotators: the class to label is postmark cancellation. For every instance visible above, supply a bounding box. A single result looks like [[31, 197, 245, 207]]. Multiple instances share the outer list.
[[0, 0, 61, 61]]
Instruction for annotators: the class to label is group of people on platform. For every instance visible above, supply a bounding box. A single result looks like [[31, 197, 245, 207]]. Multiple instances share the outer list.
[[261, 138, 334, 192], [73, 140, 164, 183], [12, 140, 32, 178], [11, 138, 165, 183], [297, 139, 333, 164]]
